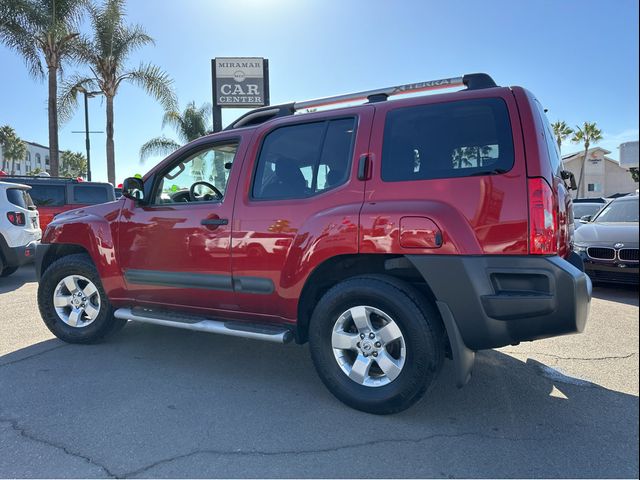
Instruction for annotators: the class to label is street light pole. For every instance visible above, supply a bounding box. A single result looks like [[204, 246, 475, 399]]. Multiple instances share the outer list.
[[71, 86, 102, 181]]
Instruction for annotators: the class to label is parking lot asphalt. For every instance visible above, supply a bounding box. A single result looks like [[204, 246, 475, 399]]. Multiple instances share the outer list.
[[1, 266, 638, 478]]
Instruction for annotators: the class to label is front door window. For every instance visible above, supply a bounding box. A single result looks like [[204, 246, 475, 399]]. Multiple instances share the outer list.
[[154, 142, 239, 204]]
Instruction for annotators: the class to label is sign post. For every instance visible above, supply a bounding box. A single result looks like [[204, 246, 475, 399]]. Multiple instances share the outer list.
[[211, 57, 270, 132]]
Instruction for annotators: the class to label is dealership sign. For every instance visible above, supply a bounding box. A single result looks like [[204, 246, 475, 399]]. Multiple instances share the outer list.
[[213, 57, 269, 107]]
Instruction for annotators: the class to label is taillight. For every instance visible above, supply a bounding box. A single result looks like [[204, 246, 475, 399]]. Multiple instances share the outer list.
[[6, 211, 26, 226], [528, 177, 558, 255]]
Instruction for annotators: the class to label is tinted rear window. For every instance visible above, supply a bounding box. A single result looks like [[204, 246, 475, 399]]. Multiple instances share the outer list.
[[28, 185, 65, 206], [252, 118, 356, 200], [72, 186, 109, 204], [6, 188, 35, 209], [381, 98, 515, 181]]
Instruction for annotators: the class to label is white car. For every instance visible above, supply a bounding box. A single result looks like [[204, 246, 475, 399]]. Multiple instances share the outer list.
[[0, 181, 41, 277]]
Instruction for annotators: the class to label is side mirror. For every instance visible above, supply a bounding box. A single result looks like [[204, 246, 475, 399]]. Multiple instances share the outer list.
[[580, 215, 592, 223], [122, 177, 145, 202], [561, 170, 578, 190]]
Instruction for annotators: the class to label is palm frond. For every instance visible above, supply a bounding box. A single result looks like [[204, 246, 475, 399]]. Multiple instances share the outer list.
[[139, 136, 181, 162], [122, 62, 177, 111], [112, 23, 153, 63], [0, 4, 44, 78], [57, 74, 99, 123], [161, 110, 185, 138]]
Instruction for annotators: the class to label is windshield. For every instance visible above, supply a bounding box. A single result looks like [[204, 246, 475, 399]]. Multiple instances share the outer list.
[[593, 198, 639, 223], [573, 203, 602, 220]]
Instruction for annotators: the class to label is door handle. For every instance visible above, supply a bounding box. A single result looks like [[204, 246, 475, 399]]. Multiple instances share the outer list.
[[357, 154, 370, 181], [201, 218, 229, 226]]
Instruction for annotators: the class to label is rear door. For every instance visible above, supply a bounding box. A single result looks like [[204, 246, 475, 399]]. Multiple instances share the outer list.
[[4, 186, 41, 245], [230, 107, 374, 321]]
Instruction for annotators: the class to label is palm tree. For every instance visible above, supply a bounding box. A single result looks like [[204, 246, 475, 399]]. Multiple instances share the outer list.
[[571, 122, 603, 198], [0, 125, 27, 175], [551, 121, 573, 154], [0, 0, 87, 176], [58, 0, 177, 184], [139, 101, 227, 185], [140, 102, 211, 160]]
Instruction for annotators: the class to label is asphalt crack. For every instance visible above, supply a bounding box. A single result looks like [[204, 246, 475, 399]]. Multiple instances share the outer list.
[[121, 431, 543, 478], [0, 343, 68, 368], [501, 351, 637, 361], [0, 416, 116, 478]]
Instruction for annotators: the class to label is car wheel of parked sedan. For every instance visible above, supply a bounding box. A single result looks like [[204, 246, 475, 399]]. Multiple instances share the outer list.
[[38, 253, 127, 343], [309, 275, 444, 414]]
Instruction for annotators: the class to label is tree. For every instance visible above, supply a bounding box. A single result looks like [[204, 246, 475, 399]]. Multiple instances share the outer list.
[[551, 121, 573, 154], [571, 122, 603, 198], [629, 168, 639, 183], [0, 125, 27, 175], [140, 102, 211, 160], [139, 101, 226, 184], [59, 150, 87, 178], [0, 0, 87, 176], [58, 0, 177, 185]]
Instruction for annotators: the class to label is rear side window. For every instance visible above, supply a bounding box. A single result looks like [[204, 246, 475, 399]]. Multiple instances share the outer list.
[[72, 186, 109, 204], [6, 188, 35, 209], [253, 117, 356, 200], [381, 98, 515, 181], [28, 185, 65, 206]]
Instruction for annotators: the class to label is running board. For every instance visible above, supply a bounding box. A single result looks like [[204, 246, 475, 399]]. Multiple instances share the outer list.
[[114, 307, 293, 344]]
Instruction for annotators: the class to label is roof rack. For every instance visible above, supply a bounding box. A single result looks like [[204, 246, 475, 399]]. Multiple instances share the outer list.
[[227, 73, 497, 130], [0, 174, 79, 181]]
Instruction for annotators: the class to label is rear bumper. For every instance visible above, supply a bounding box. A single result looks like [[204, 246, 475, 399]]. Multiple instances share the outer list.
[[407, 253, 592, 351], [0, 240, 38, 268]]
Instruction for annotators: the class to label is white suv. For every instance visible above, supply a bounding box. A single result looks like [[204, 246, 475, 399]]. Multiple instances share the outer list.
[[0, 181, 41, 277]]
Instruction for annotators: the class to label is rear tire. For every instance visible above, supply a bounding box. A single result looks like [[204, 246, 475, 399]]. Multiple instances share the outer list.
[[38, 254, 126, 343], [309, 275, 444, 414]]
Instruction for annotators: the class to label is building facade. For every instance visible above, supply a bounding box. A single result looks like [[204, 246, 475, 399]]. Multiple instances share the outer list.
[[562, 147, 637, 198], [0, 140, 52, 175]]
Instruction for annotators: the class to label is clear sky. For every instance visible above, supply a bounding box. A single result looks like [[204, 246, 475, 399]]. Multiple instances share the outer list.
[[1, 0, 638, 183]]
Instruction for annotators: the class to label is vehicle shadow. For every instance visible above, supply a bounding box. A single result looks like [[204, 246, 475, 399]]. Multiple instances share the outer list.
[[0, 265, 36, 295], [592, 283, 639, 307], [0, 324, 637, 478]]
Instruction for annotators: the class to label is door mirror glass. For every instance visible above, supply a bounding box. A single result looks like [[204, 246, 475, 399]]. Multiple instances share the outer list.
[[579, 214, 592, 223], [122, 177, 144, 202]]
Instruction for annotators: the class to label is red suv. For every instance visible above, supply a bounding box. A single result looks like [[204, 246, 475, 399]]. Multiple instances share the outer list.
[[1, 176, 116, 231], [35, 74, 591, 414]]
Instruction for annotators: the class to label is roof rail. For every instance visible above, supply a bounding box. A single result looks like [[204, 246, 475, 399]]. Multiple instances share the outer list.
[[0, 174, 78, 181], [226, 73, 497, 130]]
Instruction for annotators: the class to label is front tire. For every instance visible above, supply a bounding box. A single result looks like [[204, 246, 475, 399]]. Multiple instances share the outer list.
[[309, 275, 444, 414], [38, 254, 126, 343]]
